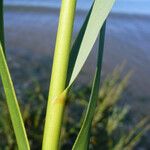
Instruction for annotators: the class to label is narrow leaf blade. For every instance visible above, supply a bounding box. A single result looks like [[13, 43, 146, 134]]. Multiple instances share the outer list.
[[72, 22, 106, 150], [69, 0, 115, 86], [0, 44, 30, 150], [0, 0, 5, 53], [66, 4, 93, 84]]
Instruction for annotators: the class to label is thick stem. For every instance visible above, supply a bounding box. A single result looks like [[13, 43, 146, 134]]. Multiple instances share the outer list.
[[42, 0, 77, 149]]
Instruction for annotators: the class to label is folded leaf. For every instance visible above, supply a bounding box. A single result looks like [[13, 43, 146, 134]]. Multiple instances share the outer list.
[[49, 1, 115, 148], [56, 0, 115, 100], [67, 4, 93, 84], [68, 0, 115, 86]]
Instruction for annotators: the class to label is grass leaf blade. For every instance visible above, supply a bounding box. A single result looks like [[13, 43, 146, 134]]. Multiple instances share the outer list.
[[72, 22, 106, 150], [0, 44, 30, 150], [69, 0, 115, 86], [66, 4, 93, 84], [0, 0, 5, 54]]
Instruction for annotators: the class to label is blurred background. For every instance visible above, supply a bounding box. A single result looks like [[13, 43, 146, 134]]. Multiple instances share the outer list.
[[4, 0, 150, 116], [1, 0, 150, 149]]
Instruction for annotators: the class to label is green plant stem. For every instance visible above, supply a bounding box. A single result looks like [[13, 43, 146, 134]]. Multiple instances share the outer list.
[[42, 0, 77, 149]]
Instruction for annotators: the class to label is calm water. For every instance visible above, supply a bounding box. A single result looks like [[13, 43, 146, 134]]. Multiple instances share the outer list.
[[5, 0, 150, 14], [4, 0, 150, 114]]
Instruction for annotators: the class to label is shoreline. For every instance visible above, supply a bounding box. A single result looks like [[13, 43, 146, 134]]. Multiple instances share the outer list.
[[4, 0, 150, 16]]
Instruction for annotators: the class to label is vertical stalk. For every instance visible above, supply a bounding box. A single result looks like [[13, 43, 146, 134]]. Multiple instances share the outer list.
[[42, 0, 77, 149]]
